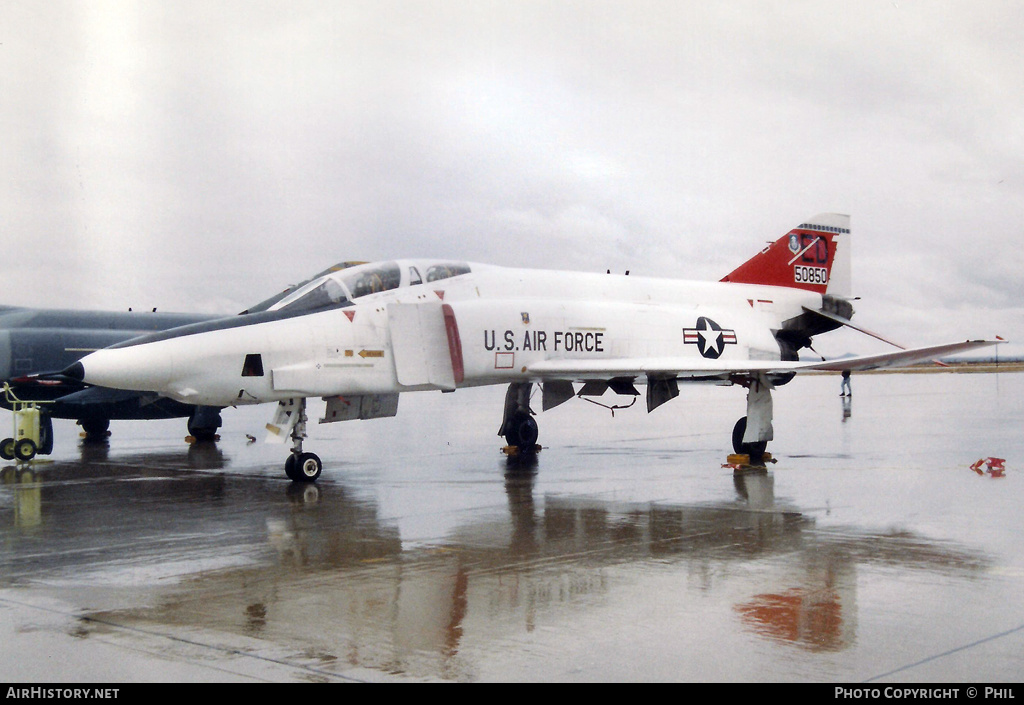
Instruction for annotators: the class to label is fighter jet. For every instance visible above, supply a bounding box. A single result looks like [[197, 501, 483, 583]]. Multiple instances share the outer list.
[[0, 306, 222, 456], [66, 214, 1000, 482], [0, 262, 365, 458]]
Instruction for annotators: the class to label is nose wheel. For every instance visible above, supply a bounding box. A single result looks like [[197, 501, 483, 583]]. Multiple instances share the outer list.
[[286, 452, 322, 482]]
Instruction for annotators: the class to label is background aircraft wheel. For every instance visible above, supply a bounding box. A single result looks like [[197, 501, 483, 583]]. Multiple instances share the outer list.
[[504, 413, 539, 450], [0, 438, 14, 461], [731, 417, 767, 458], [39, 415, 54, 455], [80, 418, 110, 439], [14, 438, 37, 462], [187, 407, 222, 442]]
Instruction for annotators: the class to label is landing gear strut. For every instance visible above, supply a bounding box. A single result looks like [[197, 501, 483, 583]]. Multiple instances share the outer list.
[[283, 398, 322, 483], [731, 373, 774, 464]]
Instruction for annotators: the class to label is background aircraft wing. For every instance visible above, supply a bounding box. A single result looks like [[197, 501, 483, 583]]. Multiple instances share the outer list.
[[525, 340, 1002, 380]]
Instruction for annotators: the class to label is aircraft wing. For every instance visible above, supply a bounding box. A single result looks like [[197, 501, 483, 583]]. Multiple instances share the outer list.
[[525, 340, 1002, 380], [796, 340, 1002, 372]]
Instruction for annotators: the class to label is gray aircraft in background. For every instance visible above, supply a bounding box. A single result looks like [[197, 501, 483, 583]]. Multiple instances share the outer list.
[[0, 306, 221, 452], [0, 262, 359, 456]]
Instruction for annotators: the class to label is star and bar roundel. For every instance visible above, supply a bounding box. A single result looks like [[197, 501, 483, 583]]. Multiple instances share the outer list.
[[683, 317, 737, 359]]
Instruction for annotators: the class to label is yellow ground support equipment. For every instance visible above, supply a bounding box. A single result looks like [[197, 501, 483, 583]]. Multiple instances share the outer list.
[[1, 383, 51, 462]]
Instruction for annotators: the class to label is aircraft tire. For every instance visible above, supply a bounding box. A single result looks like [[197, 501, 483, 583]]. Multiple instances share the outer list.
[[731, 417, 767, 459], [14, 438, 37, 462], [39, 415, 54, 455], [80, 418, 110, 439], [286, 452, 322, 483], [187, 407, 222, 442], [505, 413, 539, 451], [0, 438, 14, 461]]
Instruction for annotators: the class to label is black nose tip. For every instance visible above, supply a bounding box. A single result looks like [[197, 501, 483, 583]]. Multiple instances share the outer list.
[[62, 361, 85, 383]]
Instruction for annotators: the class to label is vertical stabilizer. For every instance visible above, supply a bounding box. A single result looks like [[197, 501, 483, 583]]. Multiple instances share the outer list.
[[721, 214, 851, 298]]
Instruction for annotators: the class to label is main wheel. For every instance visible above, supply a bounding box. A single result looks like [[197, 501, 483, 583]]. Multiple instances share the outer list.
[[504, 413, 539, 450], [731, 417, 767, 458], [0, 438, 14, 461], [286, 452, 322, 482]]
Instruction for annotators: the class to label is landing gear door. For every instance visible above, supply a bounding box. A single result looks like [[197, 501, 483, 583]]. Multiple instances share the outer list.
[[388, 303, 462, 391]]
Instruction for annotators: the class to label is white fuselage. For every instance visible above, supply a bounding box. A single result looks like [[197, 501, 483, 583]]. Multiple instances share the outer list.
[[77, 262, 825, 407]]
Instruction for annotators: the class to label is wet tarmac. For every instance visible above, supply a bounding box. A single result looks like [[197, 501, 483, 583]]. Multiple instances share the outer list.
[[1, 371, 1022, 682]]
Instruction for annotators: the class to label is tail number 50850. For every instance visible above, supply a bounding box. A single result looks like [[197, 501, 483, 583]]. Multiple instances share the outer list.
[[794, 265, 828, 285]]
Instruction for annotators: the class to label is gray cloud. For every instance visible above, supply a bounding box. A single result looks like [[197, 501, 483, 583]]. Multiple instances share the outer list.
[[1, 0, 1020, 354]]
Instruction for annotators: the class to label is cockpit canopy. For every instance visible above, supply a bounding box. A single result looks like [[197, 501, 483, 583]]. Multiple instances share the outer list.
[[271, 260, 471, 314]]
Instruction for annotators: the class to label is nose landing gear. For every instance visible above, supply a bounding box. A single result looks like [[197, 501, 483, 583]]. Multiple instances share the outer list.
[[276, 397, 322, 482]]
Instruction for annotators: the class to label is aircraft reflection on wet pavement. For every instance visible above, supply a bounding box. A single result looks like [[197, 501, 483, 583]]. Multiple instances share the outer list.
[[0, 458, 990, 682]]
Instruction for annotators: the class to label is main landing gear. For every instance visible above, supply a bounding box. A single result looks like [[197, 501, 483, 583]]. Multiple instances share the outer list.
[[273, 375, 773, 481], [281, 398, 322, 483], [500, 382, 539, 452], [495, 377, 775, 466], [730, 374, 775, 464]]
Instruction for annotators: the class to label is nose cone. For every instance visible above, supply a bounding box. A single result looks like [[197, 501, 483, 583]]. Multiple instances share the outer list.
[[71, 346, 177, 395], [62, 361, 85, 383]]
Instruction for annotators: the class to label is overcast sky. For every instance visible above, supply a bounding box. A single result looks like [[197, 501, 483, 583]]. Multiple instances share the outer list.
[[2, 0, 1021, 356]]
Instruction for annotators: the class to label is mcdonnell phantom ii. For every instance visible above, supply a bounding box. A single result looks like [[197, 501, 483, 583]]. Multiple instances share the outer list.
[[65, 214, 1000, 481]]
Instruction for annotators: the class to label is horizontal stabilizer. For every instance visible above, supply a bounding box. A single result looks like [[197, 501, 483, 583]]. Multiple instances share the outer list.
[[801, 306, 905, 349]]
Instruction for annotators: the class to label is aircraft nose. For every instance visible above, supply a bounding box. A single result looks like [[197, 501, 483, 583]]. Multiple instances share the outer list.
[[62, 361, 85, 383], [68, 346, 174, 394], [67, 350, 125, 389]]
